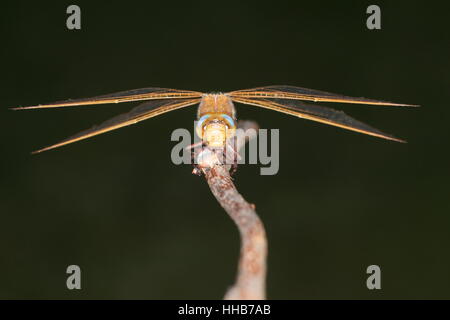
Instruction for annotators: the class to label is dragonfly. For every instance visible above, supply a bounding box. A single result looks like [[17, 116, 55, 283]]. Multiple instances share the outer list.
[[12, 85, 417, 154]]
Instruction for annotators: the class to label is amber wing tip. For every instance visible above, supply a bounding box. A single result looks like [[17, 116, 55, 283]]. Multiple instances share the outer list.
[[31, 147, 51, 154], [402, 103, 420, 108], [389, 136, 407, 143], [383, 102, 419, 108], [10, 106, 40, 110]]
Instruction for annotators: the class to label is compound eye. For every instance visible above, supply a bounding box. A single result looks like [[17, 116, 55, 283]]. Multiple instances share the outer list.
[[221, 114, 236, 138], [196, 114, 211, 139]]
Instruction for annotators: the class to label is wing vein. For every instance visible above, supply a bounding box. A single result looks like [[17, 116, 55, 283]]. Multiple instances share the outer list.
[[33, 98, 201, 153], [13, 88, 203, 110], [228, 85, 417, 107]]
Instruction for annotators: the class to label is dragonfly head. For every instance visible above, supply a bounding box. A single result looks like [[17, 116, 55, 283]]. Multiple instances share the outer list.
[[196, 114, 236, 148]]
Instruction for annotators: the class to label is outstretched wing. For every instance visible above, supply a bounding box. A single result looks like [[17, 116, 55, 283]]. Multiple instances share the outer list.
[[229, 85, 417, 107], [12, 87, 203, 110], [32, 98, 201, 154], [231, 97, 405, 142]]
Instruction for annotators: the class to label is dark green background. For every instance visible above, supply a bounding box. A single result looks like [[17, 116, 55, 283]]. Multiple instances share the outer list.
[[1, 1, 448, 299]]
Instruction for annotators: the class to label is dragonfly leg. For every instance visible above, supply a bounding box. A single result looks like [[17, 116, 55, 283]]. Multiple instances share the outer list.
[[225, 139, 240, 175], [189, 143, 203, 175], [188, 139, 241, 175]]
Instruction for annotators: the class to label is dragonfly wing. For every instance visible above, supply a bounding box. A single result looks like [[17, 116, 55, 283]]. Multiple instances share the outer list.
[[231, 97, 405, 142], [12, 87, 203, 110], [32, 98, 201, 154], [229, 85, 417, 107]]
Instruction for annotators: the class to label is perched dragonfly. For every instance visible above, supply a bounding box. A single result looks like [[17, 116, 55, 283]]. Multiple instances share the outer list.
[[12, 85, 417, 154]]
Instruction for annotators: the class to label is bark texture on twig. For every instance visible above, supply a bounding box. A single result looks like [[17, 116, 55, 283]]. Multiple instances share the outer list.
[[196, 121, 267, 300]]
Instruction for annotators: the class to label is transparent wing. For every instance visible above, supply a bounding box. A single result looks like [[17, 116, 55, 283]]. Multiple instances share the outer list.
[[12, 87, 203, 110], [32, 98, 201, 154], [229, 85, 417, 107], [231, 97, 405, 142]]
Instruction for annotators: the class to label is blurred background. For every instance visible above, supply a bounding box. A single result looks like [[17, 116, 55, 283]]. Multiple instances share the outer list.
[[1, 0, 449, 299]]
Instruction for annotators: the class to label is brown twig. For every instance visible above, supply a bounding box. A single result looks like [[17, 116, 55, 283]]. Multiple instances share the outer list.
[[196, 121, 267, 300]]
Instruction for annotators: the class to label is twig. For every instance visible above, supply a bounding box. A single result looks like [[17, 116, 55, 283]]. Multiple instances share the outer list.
[[196, 121, 267, 300]]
